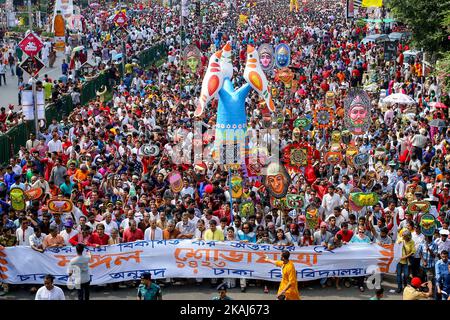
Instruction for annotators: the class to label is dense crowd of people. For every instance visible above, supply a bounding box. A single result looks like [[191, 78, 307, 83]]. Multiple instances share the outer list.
[[0, 0, 449, 300]]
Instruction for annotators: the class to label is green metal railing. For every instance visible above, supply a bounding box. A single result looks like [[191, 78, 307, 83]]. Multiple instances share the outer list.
[[0, 42, 167, 165]]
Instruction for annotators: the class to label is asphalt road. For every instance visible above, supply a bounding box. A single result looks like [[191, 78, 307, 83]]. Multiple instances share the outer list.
[[0, 275, 403, 300]]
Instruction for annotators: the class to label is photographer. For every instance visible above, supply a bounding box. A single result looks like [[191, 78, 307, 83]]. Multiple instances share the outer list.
[[403, 277, 433, 300]]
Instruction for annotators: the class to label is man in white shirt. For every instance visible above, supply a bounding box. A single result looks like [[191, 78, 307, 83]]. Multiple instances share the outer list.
[[35, 274, 65, 300], [148, 203, 160, 221], [47, 134, 63, 153], [321, 186, 341, 219], [144, 218, 163, 240], [337, 176, 352, 196], [395, 175, 408, 200], [60, 221, 78, 246], [120, 211, 140, 233], [201, 209, 221, 229], [16, 218, 34, 246], [100, 213, 118, 235], [176, 212, 196, 239]]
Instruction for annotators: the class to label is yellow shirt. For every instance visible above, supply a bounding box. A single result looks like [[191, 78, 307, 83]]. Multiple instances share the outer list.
[[204, 229, 224, 241], [396, 238, 416, 264], [403, 286, 429, 300], [275, 260, 301, 300]]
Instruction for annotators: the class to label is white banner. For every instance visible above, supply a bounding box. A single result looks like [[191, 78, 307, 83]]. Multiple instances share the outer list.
[[0, 241, 401, 285], [20, 90, 45, 120]]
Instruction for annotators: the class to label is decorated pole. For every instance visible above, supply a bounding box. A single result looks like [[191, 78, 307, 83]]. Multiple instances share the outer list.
[[28, 0, 38, 136]]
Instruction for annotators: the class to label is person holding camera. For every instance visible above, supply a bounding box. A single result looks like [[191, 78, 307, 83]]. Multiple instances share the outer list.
[[403, 277, 433, 300]]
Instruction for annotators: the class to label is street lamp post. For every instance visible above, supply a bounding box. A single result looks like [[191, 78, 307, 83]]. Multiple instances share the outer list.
[[28, 0, 39, 136]]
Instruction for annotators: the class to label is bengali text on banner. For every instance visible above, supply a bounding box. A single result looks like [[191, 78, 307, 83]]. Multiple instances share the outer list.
[[0, 240, 401, 285]]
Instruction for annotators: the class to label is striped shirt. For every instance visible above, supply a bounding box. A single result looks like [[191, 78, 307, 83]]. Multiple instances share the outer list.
[[417, 242, 438, 269]]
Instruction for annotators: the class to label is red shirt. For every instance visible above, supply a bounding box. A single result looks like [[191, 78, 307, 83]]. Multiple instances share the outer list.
[[69, 234, 95, 247], [90, 232, 110, 245], [122, 228, 144, 243], [336, 229, 354, 242]]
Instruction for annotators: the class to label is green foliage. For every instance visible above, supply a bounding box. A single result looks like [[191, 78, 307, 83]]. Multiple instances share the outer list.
[[388, 0, 450, 55], [436, 51, 450, 96]]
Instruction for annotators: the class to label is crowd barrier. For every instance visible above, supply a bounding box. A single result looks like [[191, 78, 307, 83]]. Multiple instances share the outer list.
[[0, 42, 168, 165]]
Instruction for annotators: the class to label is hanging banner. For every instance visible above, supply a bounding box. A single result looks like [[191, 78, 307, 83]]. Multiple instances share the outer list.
[[362, 0, 382, 7], [0, 241, 401, 285], [21, 90, 46, 121]]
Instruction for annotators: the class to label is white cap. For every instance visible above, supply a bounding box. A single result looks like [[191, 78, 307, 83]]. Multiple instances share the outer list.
[[439, 229, 450, 236]]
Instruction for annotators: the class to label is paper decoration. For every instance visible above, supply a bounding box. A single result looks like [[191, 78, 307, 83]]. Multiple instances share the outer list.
[[244, 45, 274, 112], [270, 197, 288, 209], [141, 144, 159, 157], [349, 192, 380, 207], [313, 107, 334, 129], [286, 194, 305, 209], [195, 50, 224, 117], [24, 188, 44, 201], [239, 201, 255, 218], [243, 147, 268, 179], [231, 176, 243, 199], [345, 145, 359, 166], [353, 153, 370, 168], [167, 171, 183, 193], [290, 0, 299, 12], [341, 131, 352, 145], [348, 188, 364, 211], [324, 151, 343, 165], [10, 188, 25, 211], [419, 213, 437, 237], [407, 201, 431, 215], [282, 142, 319, 173], [306, 205, 319, 229], [264, 163, 291, 199], [239, 14, 248, 24], [331, 131, 341, 144], [47, 198, 74, 213], [183, 44, 202, 74], [257, 43, 275, 72], [344, 88, 371, 135], [325, 91, 335, 107], [274, 43, 291, 68], [275, 67, 294, 88], [294, 116, 312, 131]]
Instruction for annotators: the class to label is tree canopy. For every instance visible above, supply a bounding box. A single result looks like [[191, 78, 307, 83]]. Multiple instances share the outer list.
[[388, 0, 450, 56]]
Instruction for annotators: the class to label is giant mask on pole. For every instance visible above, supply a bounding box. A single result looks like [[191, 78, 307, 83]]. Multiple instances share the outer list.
[[344, 89, 371, 135]]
